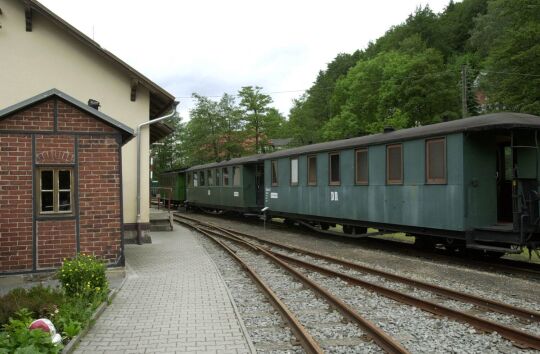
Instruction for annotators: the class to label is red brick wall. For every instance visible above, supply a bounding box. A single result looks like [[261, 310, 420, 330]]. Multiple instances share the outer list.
[[0, 96, 123, 273], [36, 135, 75, 164], [0, 101, 54, 131], [78, 136, 121, 264], [57, 100, 117, 134], [0, 135, 33, 272], [37, 220, 77, 269]]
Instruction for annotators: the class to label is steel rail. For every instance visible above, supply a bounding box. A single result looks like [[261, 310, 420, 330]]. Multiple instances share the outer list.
[[190, 220, 540, 350], [185, 222, 410, 354], [174, 214, 540, 323], [272, 251, 540, 350], [176, 216, 409, 354], [188, 224, 324, 354]]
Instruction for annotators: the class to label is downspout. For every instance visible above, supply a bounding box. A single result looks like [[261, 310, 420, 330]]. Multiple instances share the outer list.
[[136, 103, 179, 245]]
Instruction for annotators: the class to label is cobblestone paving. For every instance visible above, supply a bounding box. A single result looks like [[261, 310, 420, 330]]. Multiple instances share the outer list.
[[74, 227, 254, 354]]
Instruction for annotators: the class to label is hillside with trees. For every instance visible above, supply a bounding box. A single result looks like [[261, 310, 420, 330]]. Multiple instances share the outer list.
[[153, 0, 540, 172]]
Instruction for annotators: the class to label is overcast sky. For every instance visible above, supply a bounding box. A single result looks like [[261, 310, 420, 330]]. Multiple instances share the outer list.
[[40, 0, 456, 120]]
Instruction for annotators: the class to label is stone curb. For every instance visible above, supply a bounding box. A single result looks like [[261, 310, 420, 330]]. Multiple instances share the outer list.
[[61, 276, 127, 354]]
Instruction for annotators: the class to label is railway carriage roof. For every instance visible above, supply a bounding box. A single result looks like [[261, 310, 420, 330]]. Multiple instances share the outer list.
[[262, 112, 540, 159], [185, 112, 540, 171], [186, 154, 265, 172]]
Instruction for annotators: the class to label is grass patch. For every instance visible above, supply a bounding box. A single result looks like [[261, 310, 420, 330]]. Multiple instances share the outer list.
[[503, 248, 540, 263]]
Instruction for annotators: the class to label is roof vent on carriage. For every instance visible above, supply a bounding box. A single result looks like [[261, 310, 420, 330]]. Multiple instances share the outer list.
[[383, 126, 395, 133]]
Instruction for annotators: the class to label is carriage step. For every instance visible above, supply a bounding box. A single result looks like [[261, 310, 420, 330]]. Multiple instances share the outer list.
[[466, 243, 522, 254]]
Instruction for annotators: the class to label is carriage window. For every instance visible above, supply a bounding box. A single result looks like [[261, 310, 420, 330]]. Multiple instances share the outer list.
[[187, 172, 192, 187], [307, 155, 317, 186], [233, 166, 241, 186], [426, 138, 446, 184], [290, 158, 298, 186], [329, 153, 340, 185], [39, 168, 73, 214], [199, 171, 205, 186], [208, 169, 214, 186], [223, 167, 229, 186], [355, 149, 369, 185], [271, 160, 278, 186], [387, 144, 403, 184], [215, 169, 220, 186], [193, 172, 198, 187], [504, 147, 513, 181]]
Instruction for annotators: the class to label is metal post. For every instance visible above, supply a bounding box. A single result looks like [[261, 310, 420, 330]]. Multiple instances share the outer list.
[[461, 65, 468, 118]]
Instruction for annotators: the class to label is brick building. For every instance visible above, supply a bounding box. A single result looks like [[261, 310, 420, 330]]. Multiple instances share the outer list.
[[0, 0, 176, 248], [0, 89, 134, 274]]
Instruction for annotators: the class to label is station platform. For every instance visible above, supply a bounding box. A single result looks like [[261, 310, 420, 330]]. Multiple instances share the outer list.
[[75, 225, 255, 354]]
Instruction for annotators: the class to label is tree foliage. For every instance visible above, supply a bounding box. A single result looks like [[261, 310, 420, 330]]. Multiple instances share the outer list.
[[322, 43, 459, 140], [238, 86, 274, 153], [471, 0, 540, 114], [289, 0, 538, 143], [153, 0, 539, 168]]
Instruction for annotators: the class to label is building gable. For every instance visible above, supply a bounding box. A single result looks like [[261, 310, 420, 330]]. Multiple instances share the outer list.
[[0, 89, 134, 143]]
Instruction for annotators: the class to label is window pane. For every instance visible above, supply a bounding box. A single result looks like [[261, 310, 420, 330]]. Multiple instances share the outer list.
[[223, 168, 229, 186], [208, 170, 213, 186], [330, 154, 340, 184], [41, 170, 53, 190], [291, 158, 298, 185], [59, 170, 71, 190], [356, 149, 368, 184], [41, 191, 54, 212], [200, 171, 205, 186], [193, 173, 198, 187], [308, 156, 317, 185], [271, 161, 278, 185], [504, 147, 512, 181], [387, 145, 402, 183], [59, 191, 71, 211], [233, 166, 241, 186], [427, 139, 445, 182]]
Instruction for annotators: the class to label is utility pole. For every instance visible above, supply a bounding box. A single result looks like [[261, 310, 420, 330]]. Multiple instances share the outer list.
[[461, 65, 468, 118]]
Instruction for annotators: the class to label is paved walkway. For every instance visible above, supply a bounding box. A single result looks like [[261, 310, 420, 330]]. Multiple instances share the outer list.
[[75, 226, 254, 354]]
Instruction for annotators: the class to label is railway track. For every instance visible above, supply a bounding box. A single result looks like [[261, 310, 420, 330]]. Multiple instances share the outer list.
[[183, 218, 409, 353], [174, 213, 540, 353]]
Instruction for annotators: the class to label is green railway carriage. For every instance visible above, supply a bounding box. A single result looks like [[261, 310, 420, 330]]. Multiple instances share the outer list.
[[185, 155, 265, 212], [262, 113, 540, 253], [156, 168, 187, 206]]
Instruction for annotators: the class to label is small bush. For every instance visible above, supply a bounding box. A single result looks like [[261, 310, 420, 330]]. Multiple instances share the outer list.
[[58, 254, 108, 300], [53, 297, 96, 340], [0, 287, 64, 326]]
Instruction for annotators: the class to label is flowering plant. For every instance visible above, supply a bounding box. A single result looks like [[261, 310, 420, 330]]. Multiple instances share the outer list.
[[58, 254, 108, 301]]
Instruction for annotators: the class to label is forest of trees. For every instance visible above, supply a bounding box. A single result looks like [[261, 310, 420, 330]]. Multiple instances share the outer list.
[[153, 0, 540, 173]]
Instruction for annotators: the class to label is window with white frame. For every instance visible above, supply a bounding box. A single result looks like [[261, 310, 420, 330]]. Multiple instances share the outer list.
[[290, 158, 298, 185]]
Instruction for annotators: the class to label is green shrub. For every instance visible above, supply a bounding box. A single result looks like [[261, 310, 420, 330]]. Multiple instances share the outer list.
[[53, 298, 96, 340], [0, 309, 62, 354], [0, 287, 64, 326], [58, 254, 108, 300]]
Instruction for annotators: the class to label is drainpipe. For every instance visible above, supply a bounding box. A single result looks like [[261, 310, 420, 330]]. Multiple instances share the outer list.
[[136, 103, 179, 245]]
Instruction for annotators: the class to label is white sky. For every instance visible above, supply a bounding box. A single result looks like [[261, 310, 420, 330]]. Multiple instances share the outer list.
[[39, 0, 456, 120]]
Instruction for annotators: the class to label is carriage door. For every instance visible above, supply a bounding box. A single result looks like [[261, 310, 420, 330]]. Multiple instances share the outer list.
[[496, 143, 513, 222], [510, 130, 539, 235], [255, 163, 265, 207]]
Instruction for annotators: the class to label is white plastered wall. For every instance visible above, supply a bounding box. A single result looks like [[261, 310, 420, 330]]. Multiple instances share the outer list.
[[0, 0, 153, 223]]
